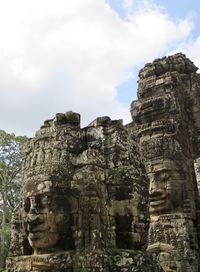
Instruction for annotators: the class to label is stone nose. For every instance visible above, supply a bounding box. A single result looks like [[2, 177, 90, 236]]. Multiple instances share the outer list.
[[149, 179, 161, 193], [149, 177, 156, 191], [26, 196, 40, 214]]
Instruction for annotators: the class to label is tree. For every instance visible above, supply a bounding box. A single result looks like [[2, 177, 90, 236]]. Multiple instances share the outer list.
[[0, 130, 27, 271]]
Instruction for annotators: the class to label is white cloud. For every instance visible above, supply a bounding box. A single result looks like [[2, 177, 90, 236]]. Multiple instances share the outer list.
[[186, 37, 200, 69], [0, 0, 193, 136]]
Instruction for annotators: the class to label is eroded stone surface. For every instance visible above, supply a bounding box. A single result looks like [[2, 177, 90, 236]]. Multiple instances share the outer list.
[[131, 53, 200, 271], [7, 53, 200, 271]]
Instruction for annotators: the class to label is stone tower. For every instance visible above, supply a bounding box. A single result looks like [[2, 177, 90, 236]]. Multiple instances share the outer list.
[[131, 53, 200, 271], [7, 114, 159, 271], [6, 53, 200, 271]]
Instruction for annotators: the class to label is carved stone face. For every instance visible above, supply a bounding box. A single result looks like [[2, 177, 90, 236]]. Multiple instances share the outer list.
[[148, 163, 185, 215], [22, 186, 70, 254]]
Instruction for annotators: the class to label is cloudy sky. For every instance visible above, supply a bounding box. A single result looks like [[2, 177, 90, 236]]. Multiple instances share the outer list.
[[1, 0, 200, 136]]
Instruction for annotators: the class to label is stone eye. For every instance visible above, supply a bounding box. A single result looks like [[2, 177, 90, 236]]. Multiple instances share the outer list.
[[155, 171, 169, 182], [34, 195, 44, 210], [40, 195, 49, 208], [159, 172, 169, 181], [23, 198, 30, 212]]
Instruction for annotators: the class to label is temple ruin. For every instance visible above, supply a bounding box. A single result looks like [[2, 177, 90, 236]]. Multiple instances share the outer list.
[[6, 53, 200, 271]]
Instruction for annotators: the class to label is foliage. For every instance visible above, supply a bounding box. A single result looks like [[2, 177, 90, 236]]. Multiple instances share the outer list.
[[0, 130, 27, 270]]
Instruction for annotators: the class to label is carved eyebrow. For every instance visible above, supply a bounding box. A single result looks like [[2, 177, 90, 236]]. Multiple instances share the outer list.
[[154, 168, 169, 172]]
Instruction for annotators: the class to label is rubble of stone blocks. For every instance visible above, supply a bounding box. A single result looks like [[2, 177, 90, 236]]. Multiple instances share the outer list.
[[6, 53, 200, 271]]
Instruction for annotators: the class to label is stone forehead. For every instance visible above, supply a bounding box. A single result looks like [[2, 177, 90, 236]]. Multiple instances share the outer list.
[[147, 160, 181, 172], [22, 176, 68, 196], [23, 176, 51, 192]]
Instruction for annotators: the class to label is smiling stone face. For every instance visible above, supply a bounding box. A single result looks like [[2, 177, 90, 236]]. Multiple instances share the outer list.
[[148, 162, 185, 215], [21, 179, 71, 254]]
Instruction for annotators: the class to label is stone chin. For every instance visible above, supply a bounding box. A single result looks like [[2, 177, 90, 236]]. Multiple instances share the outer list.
[[149, 203, 172, 215], [28, 232, 61, 254]]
